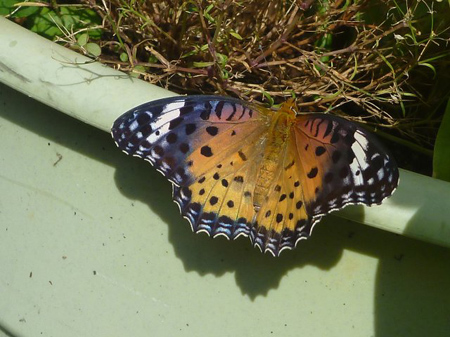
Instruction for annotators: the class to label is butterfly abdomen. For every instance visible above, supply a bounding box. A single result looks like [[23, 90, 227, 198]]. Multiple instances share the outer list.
[[253, 106, 296, 208]]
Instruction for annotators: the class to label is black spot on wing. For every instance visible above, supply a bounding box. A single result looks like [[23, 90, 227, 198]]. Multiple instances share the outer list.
[[315, 146, 326, 156], [179, 143, 190, 154], [238, 151, 248, 161], [166, 133, 178, 144], [169, 117, 183, 130], [307, 167, 318, 178], [185, 124, 196, 135], [201, 146, 213, 157], [206, 126, 219, 136]]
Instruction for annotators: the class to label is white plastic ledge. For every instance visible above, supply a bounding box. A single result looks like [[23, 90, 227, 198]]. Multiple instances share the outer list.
[[1, 17, 449, 248]]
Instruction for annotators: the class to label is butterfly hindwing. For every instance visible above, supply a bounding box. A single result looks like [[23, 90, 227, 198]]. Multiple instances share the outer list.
[[173, 147, 262, 240], [251, 139, 314, 255]]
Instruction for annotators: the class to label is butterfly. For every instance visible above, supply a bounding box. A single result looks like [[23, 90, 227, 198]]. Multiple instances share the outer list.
[[111, 95, 399, 256]]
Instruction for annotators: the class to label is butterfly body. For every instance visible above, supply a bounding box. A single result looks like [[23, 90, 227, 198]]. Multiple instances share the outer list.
[[112, 95, 399, 256], [253, 100, 297, 207]]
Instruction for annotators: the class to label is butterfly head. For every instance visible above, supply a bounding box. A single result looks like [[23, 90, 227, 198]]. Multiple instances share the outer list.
[[268, 98, 299, 138], [279, 98, 299, 116]]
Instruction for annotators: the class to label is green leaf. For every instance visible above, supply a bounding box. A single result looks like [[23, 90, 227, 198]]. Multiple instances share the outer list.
[[216, 53, 228, 67], [148, 54, 158, 63], [0, 0, 39, 17], [120, 52, 129, 62], [85, 42, 101, 57], [418, 62, 437, 78], [25, 8, 58, 39], [131, 65, 146, 78], [203, 3, 215, 23], [193, 61, 214, 68], [204, 3, 214, 13], [181, 49, 197, 58], [433, 99, 450, 182], [0, 0, 16, 16], [229, 30, 243, 40], [219, 68, 230, 80], [261, 91, 274, 106], [77, 33, 89, 47], [316, 32, 333, 51], [23, 6, 102, 40]]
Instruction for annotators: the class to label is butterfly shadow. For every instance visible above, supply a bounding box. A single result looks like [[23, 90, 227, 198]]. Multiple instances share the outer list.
[[0, 82, 364, 299], [113, 156, 370, 299]]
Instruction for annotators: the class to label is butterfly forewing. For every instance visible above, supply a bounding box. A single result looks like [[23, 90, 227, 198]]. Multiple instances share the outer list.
[[112, 96, 268, 186]]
